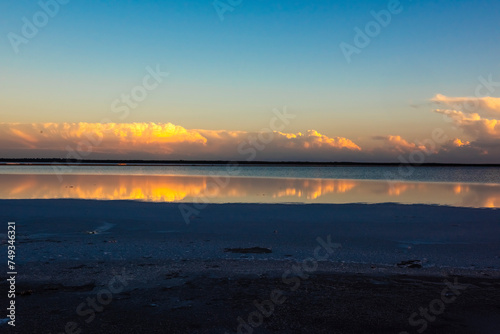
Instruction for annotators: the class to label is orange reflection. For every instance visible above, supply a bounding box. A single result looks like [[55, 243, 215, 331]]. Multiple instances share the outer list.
[[453, 184, 470, 194], [0, 174, 498, 208], [387, 182, 412, 196], [273, 179, 357, 199], [386, 182, 428, 196], [483, 196, 500, 208]]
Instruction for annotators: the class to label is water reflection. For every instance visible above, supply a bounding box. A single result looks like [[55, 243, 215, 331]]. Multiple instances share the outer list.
[[0, 174, 498, 208]]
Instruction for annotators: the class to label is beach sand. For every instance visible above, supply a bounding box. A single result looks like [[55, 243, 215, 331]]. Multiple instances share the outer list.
[[1, 200, 499, 333]]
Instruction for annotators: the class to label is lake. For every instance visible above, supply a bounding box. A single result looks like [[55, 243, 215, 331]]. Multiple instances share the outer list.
[[0, 165, 499, 208]]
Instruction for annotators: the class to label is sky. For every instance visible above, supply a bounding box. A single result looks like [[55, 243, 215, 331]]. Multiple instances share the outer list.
[[1, 0, 500, 162]]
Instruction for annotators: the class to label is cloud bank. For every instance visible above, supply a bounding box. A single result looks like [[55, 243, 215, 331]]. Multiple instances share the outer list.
[[2, 96, 500, 163], [0, 122, 361, 161]]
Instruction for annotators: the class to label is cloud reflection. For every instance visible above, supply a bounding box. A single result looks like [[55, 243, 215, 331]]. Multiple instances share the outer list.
[[0, 174, 498, 208]]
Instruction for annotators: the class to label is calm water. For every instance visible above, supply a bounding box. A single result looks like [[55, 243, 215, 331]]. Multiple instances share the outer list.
[[0, 165, 499, 208], [1, 165, 500, 183]]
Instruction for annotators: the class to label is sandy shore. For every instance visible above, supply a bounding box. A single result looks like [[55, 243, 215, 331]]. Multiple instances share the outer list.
[[0, 200, 499, 333]]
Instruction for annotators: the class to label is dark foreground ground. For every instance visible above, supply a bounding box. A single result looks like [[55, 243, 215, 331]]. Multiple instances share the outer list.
[[1, 200, 499, 333], [1, 260, 500, 334]]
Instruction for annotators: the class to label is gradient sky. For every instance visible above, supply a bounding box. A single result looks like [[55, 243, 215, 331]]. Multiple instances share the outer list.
[[1, 0, 500, 162]]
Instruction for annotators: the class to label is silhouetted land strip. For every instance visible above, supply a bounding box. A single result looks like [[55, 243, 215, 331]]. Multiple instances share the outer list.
[[1, 158, 500, 167]]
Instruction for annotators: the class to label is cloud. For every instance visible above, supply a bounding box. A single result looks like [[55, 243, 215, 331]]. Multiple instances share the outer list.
[[267, 130, 361, 151], [434, 109, 500, 142], [432, 93, 500, 147], [429, 94, 500, 162], [372, 135, 428, 154], [451, 138, 470, 147], [0, 122, 361, 161], [2, 109, 499, 163], [431, 94, 500, 117]]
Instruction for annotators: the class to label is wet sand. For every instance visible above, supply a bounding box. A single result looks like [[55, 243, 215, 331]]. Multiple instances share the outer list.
[[0, 200, 499, 333]]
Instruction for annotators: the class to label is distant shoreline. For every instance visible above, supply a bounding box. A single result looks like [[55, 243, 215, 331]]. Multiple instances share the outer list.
[[1, 158, 500, 167]]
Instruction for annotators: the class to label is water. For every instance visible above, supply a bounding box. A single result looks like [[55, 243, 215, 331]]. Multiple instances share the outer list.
[[1, 165, 500, 183], [0, 165, 499, 208]]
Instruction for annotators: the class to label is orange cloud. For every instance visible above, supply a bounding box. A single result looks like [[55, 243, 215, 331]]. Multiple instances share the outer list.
[[372, 135, 428, 154], [0, 122, 361, 160], [451, 138, 470, 147], [431, 95, 500, 160], [434, 108, 500, 141], [432, 94, 500, 117], [267, 130, 361, 151]]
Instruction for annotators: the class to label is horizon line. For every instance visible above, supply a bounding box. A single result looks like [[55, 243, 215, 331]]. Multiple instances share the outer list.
[[1, 158, 500, 168]]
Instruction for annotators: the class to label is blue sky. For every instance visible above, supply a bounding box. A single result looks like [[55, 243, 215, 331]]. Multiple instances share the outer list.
[[1, 0, 500, 161]]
